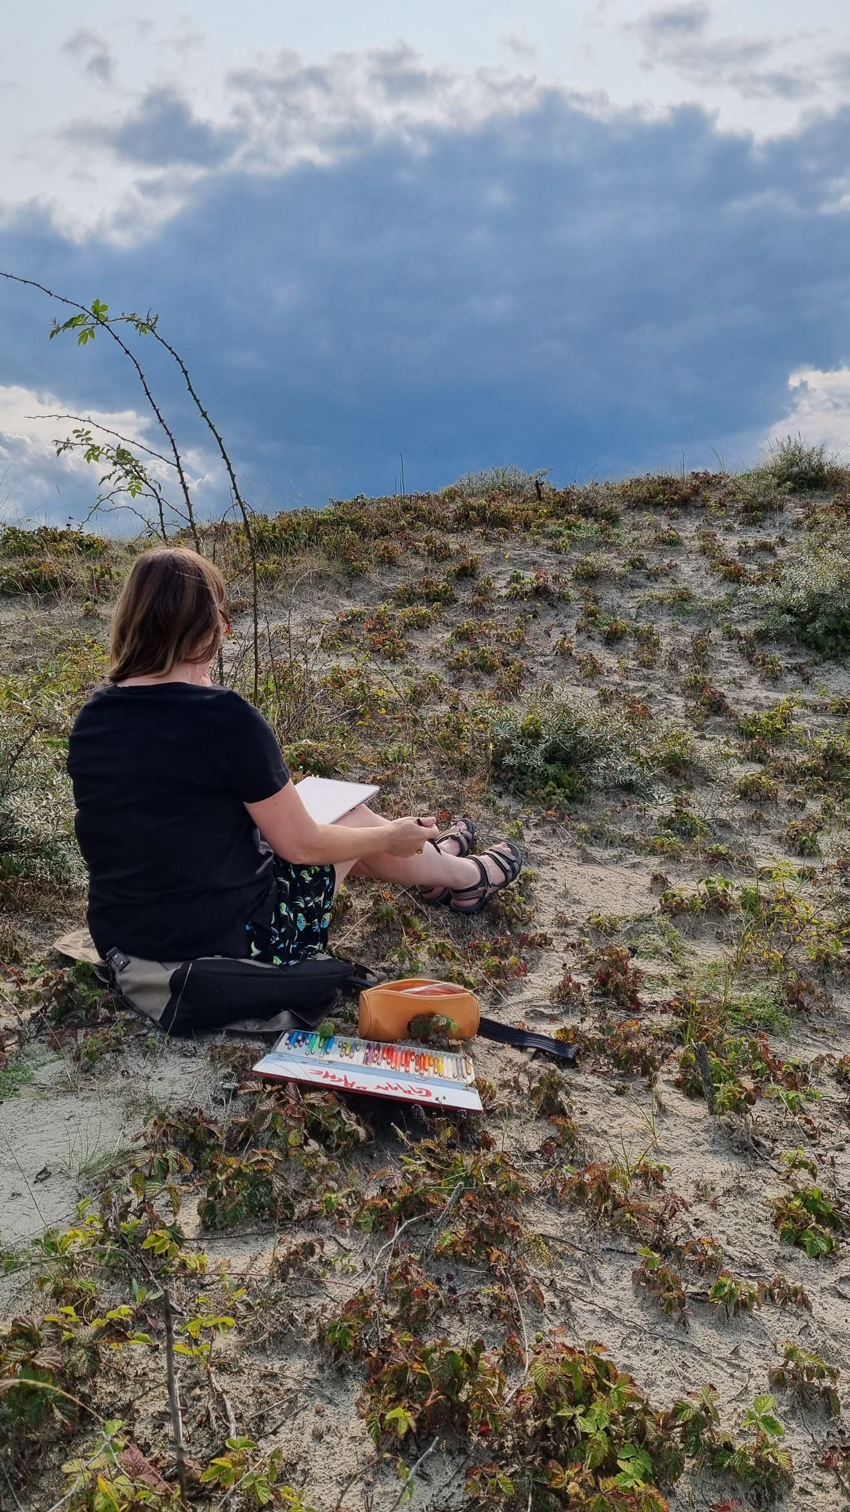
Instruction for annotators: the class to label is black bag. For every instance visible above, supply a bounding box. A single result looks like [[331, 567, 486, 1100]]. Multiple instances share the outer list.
[[105, 949, 375, 1036]]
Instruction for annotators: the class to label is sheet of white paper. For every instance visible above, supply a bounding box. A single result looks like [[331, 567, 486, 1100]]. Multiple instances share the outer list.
[[294, 776, 380, 825]]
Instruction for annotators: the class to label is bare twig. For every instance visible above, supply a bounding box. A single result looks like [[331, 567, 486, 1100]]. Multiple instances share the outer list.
[[0, 273, 200, 550], [0, 1127, 48, 1229], [427, 1181, 465, 1253], [163, 1289, 189, 1502], [370, 661, 444, 758], [0, 1457, 25, 1512], [75, 470, 173, 542], [28, 414, 176, 468], [362, 1180, 467, 1290], [361, 1214, 428, 1289], [693, 1041, 716, 1113], [140, 319, 260, 701], [0, 726, 38, 802], [208, 1364, 237, 1437], [333, 1464, 372, 1511], [388, 1437, 439, 1511], [505, 1275, 531, 1403]]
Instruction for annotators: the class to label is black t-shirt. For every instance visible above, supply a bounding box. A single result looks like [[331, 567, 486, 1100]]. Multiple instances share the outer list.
[[67, 683, 290, 961]]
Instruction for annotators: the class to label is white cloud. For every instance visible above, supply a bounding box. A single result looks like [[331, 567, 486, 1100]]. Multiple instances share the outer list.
[[0, 385, 225, 526], [224, 44, 540, 169], [763, 366, 850, 462]]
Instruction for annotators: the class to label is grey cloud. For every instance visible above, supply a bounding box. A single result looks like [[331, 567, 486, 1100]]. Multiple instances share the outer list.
[[625, 5, 819, 98], [731, 68, 813, 101], [67, 86, 240, 168], [501, 30, 538, 61], [62, 27, 117, 85], [2, 90, 850, 524], [157, 21, 205, 65], [361, 43, 442, 100], [636, 4, 711, 42], [826, 52, 850, 84]]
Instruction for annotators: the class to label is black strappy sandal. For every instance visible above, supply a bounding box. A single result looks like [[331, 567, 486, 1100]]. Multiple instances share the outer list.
[[420, 817, 476, 907], [448, 841, 523, 916], [433, 816, 476, 857]]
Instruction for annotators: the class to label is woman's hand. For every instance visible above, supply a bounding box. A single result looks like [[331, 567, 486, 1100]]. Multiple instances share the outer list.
[[385, 816, 440, 856], [247, 786, 440, 867]]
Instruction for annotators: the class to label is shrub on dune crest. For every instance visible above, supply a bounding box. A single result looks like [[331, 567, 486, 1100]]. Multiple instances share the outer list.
[[766, 435, 844, 492], [443, 463, 548, 499], [755, 528, 850, 655], [489, 692, 653, 800]]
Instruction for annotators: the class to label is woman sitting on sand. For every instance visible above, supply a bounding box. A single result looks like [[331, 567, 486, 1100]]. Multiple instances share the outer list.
[[67, 547, 522, 967]]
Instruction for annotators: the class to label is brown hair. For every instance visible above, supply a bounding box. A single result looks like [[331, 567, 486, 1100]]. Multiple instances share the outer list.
[[109, 547, 227, 683]]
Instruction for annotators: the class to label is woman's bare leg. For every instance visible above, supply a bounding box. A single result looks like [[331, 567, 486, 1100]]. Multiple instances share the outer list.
[[332, 806, 480, 893]]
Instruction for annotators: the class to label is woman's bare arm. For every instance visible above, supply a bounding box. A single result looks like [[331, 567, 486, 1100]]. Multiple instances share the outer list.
[[245, 783, 438, 865]]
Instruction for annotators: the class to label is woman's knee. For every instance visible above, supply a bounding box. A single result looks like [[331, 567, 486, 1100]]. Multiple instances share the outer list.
[[336, 803, 386, 829]]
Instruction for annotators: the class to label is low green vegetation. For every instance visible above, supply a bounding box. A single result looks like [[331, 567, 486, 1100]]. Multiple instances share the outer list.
[[755, 526, 850, 655], [0, 1049, 39, 1100], [489, 692, 653, 801], [765, 435, 843, 492]]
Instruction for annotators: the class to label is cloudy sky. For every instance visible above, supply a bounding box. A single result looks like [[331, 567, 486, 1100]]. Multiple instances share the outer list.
[[1, 1, 849, 523]]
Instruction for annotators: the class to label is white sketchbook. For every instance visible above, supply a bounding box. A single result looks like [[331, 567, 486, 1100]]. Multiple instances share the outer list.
[[294, 776, 380, 825]]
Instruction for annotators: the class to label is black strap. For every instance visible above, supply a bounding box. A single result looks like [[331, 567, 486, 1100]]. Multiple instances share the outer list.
[[478, 1015, 580, 1063]]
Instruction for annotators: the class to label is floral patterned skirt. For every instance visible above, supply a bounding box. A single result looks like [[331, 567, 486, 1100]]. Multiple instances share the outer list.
[[245, 859, 336, 966]]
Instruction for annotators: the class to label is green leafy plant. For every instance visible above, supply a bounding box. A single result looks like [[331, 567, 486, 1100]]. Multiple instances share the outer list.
[[555, 1151, 673, 1245], [734, 772, 779, 803], [198, 1152, 294, 1229], [633, 1249, 688, 1324], [588, 1017, 669, 1079], [201, 1437, 318, 1508], [366, 1334, 505, 1444], [772, 1185, 848, 1258], [768, 1342, 840, 1417], [698, 1394, 793, 1504], [506, 566, 571, 601], [529, 1068, 573, 1117], [677, 1032, 813, 1116], [708, 1271, 763, 1319], [633, 622, 661, 666], [358, 1127, 530, 1267], [467, 1333, 701, 1510], [756, 528, 850, 654], [618, 472, 713, 510], [738, 698, 796, 744], [784, 818, 821, 857], [60, 1420, 183, 1512], [585, 945, 643, 1009], [660, 876, 736, 918]]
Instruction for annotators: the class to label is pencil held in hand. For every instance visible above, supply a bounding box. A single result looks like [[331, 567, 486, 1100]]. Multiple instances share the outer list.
[[389, 816, 438, 856]]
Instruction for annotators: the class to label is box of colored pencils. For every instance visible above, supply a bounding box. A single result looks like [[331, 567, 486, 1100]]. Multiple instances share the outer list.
[[252, 1030, 482, 1111]]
